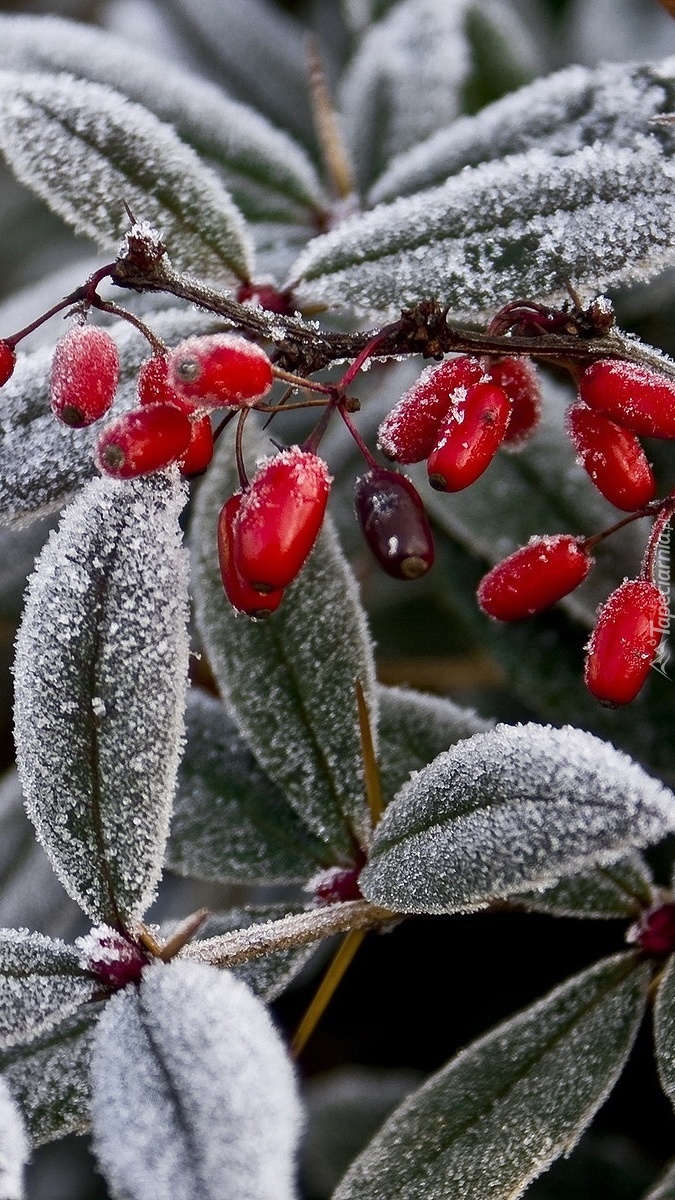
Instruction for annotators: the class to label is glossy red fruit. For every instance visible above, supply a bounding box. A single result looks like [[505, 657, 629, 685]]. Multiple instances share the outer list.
[[477, 534, 593, 621], [137, 355, 189, 409], [97, 403, 192, 478], [167, 334, 273, 409], [487, 356, 541, 446], [235, 448, 331, 591], [427, 381, 511, 491], [584, 579, 668, 705], [178, 413, 214, 477], [51, 324, 120, 427], [0, 340, 16, 386], [579, 359, 675, 438], [217, 495, 284, 618], [378, 355, 485, 464], [566, 403, 656, 511], [353, 467, 434, 580]]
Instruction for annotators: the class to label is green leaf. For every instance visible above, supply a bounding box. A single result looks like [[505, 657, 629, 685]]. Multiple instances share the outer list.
[[167, 690, 334, 883], [335, 953, 651, 1200], [360, 724, 675, 914], [0, 14, 328, 225], [14, 473, 190, 926], [0, 1006, 99, 1145], [514, 855, 655, 920], [642, 1160, 675, 1199], [377, 683, 492, 806], [291, 137, 675, 319], [652, 952, 675, 1114], [0, 930, 95, 1049], [191, 428, 376, 857], [0, 70, 252, 282]]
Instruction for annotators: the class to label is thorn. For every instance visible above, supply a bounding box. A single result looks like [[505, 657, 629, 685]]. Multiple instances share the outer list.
[[355, 677, 384, 828]]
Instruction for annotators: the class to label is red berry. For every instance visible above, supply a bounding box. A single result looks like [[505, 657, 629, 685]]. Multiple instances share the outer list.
[[0, 340, 16, 386], [137, 355, 189, 409], [584, 579, 668, 705], [217, 495, 284, 618], [566, 403, 656, 511], [236, 280, 293, 314], [234, 448, 331, 591], [178, 414, 214, 477], [167, 334, 273, 409], [579, 359, 675, 438], [631, 903, 675, 958], [378, 355, 485, 464], [477, 534, 593, 621], [427, 381, 511, 492], [50, 324, 120, 427], [312, 856, 366, 906], [83, 929, 149, 989], [96, 404, 192, 478], [353, 467, 434, 580], [487, 356, 541, 446]]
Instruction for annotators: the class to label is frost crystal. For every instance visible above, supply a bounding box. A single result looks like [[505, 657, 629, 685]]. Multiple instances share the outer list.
[[0, 929, 95, 1050], [0, 1075, 28, 1199]]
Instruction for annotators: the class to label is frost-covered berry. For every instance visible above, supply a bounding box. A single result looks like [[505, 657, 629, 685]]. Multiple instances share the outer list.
[[378, 355, 485, 464], [0, 340, 15, 386], [167, 333, 273, 408], [178, 413, 214, 478], [235, 448, 331, 591], [96, 404, 192, 478], [427, 381, 511, 492], [137, 354, 189, 409], [566, 403, 656, 511], [353, 466, 434, 580], [50, 324, 120, 427], [629, 902, 675, 958], [579, 359, 675, 438], [584, 579, 668, 705], [311, 861, 365, 906], [218, 494, 284, 618], [487, 356, 542, 446], [77, 925, 150, 990], [477, 534, 593, 621]]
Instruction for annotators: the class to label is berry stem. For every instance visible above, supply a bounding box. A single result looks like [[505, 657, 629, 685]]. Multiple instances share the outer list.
[[235, 409, 250, 490], [337, 402, 379, 468], [88, 294, 167, 354], [337, 321, 404, 391], [642, 500, 675, 580]]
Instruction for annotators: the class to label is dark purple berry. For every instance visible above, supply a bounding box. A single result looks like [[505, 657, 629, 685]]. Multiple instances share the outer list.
[[354, 467, 435, 580]]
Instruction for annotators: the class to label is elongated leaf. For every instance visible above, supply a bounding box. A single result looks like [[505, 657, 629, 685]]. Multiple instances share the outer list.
[[291, 138, 675, 319], [653, 952, 675, 1113], [191, 429, 376, 856], [642, 1160, 675, 1199], [91, 960, 302, 1200], [0, 930, 95, 1050], [514, 855, 654, 920], [0, 1006, 99, 1145], [0, 307, 225, 527], [335, 953, 650, 1200], [0, 15, 328, 224], [0, 71, 252, 282], [360, 723, 675, 913], [14, 472, 190, 926], [0, 770, 81, 939], [0, 1075, 28, 1199], [377, 684, 492, 805], [370, 57, 675, 203], [167, 690, 334, 884]]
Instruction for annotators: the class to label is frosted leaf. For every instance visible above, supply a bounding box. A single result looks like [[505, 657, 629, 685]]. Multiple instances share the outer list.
[[188, 906, 319, 1002], [0, 1075, 28, 1200], [335, 953, 650, 1200], [91, 959, 302, 1200], [0, 306, 226, 527], [339, 0, 473, 192], [168, 690, 333, 884], [0, 1006, 98, 1145], [653, 953, 675, 1115], [303, 1066, 423, 1199], [421, 371, 647, 628], [291, 138, 675, 320], [371, 57, 675, 203], [565, 0, 675, 67], [0, 771, 82, 939], [162, 0, 316, 148], [0, 71, 252, 284], [0, 15, 327, 224], [191, 428, 377, 855], [360, 724, 675, 914], [0, 929, 95, 1050], [377, 684, 492, 805], [514, 855, 655, 920], [13, 472, 190, 925], [642, 1158, 675, 1199]]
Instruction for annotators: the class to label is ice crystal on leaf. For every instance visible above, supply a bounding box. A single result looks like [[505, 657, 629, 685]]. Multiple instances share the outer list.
[[0, 1074, 28, 1200], [0, 930, 95, 1051], [13, 471, 190, 925], [360, 724, 675, 913], [91, 960, 302, 1200]]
